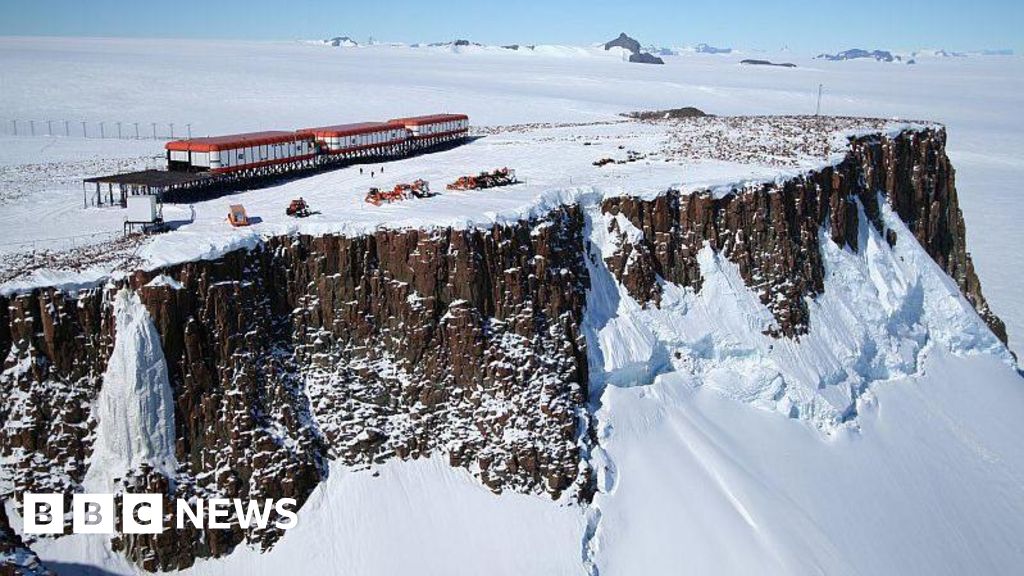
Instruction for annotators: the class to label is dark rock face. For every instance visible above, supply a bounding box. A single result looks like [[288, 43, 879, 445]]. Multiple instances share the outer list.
[[286, 206, 589, 498], [604, 33, 641, 54], [0, 287, 112, 497], [600, 128, 1007, 342], [0, 504, 54, 575], [629, 53, 665, 65], [0, 207, 590, 571]]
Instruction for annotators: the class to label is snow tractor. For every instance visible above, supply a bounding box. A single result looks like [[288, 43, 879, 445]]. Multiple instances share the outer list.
[[393, 179, 434, 199], [286, 197, 311, 218], [365, 180, 434, 206], [446, 168, 518, 191]]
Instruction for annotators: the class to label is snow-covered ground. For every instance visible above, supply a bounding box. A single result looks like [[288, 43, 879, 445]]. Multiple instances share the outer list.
[[0, 114, 908, 295], [591, 347, 1024, 576], [583, 197, 1022, 574], [23, 457, 588, 576], [2, 38, 1023, 576]]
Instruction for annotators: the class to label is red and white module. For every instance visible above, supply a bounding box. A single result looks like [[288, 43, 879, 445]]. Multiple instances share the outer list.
[[166, 131, 317, 174], [296, 122, 408, 157], [389, 114, 469, 143]]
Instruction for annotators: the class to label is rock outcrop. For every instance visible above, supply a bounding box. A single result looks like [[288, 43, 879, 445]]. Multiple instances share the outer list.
[[740, 59, 797, 68], [604, 33, 641, 54], [604, 33, 664, 64], [600, 128, 1007, 341], [629, 52, 665, 65]]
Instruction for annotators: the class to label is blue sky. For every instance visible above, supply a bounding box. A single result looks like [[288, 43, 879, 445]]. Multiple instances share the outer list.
[[0, 0, 1019, 53]]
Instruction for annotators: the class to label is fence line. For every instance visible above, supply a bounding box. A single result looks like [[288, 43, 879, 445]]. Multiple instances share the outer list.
[[0, 118, 197, 140], [0, 229, 120, 253]]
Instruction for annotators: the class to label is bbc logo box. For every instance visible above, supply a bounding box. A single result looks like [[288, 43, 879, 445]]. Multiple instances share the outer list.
[[23, 493, 164, 535]]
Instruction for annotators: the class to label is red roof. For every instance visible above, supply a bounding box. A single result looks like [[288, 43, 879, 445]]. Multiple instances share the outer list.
[[166, 131, 303, 152], [296, 121, 403, 137], [389, 114, 469, 126]]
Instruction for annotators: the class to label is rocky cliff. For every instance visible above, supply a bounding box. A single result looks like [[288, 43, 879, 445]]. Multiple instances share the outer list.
[[602, 128, 1006, 341], [0, 127, 1008, 571], [0, 206, 589, 570]]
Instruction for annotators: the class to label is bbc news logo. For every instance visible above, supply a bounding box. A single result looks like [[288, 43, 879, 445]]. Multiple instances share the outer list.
[[23, 493, 298, 534]]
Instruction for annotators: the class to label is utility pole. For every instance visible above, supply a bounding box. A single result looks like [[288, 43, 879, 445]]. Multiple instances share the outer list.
[[11, 119, 16, 136], [169, 123, 174, 138], [134, 122, 139, 139], [815, 83, 823, 116], [117, 121, 122, 139], [186, 123, 191, 138], [81, 120, 87, 138], [47, 120, 53, 136], [151, 122, 157, 139], [64, 120, 69, 136]]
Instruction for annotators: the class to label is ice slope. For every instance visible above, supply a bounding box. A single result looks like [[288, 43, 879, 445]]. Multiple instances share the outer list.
[[582, 195, 1024, 574], [31, 457, 588, 576], [83, 287, 177, 492], [591, 348, 1024, 576]]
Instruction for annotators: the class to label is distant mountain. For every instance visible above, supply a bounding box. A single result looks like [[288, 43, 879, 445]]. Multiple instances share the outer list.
[[604, 32, 641, 54], [323, 36, 358, 47], [427, 39, 483, 48], [911, 48, 967, 58], [646, 45, 680, 57], [816, 49, 901, 62], [603, 33, 664, 65], [694, 43, 732, 54], [740, 59, 796, 68]]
